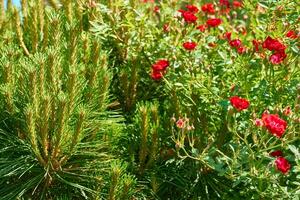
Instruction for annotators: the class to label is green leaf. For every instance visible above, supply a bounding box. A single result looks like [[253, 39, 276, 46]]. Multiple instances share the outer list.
[[218, 100, 230, 110], [289, 145, 300, 160]]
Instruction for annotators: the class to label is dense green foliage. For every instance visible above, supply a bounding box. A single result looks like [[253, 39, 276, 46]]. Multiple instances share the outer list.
[[0, 0, 299, 199]]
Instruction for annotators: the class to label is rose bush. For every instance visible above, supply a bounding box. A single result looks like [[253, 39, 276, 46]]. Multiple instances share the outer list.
[[0, 0, 299, 199], [96, 0, 299, 199]]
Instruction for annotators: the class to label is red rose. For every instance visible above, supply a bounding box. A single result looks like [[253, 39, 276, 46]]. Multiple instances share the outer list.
[[233, 1, 243, 8], [151, 59, 170, 81], [151, 70, 163, 80], [152, 59, 169, 71], [141, 0, 154, 2], [262, 36, 286, 52], [201, 3, 215, 14], [186, 5, 199, 13], [206, 18, 222, 27], [196, 24, 207, 32], [262, 114, 287, 138], [270, 150, 283, 157], [153, 6, 160, 13], [163, 24, 170, 33], [237, 46, 246, 54], [181, 11, 198, 24], [152, 63, 165, 71], [176, 118, 185, 128], [155, 59, 169, 69], [229, 39, 242, 48], [252, 39, 261, 52], [275, 157, 291, 174], [221, 8, 231, 15], [229, 96, 250, 111], [224, 32, 232, 40], [219, 0, 230, 8], [269, 51, 287, 64], [286, 30, 298, 39], [183, 42, 197, 50]]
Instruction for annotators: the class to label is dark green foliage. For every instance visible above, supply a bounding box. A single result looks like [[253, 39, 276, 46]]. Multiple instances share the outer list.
[[0, 1, 137, 199]]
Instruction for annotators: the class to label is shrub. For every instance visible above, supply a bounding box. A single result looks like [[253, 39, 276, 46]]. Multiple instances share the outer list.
[[1, 0, 300, 199]]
